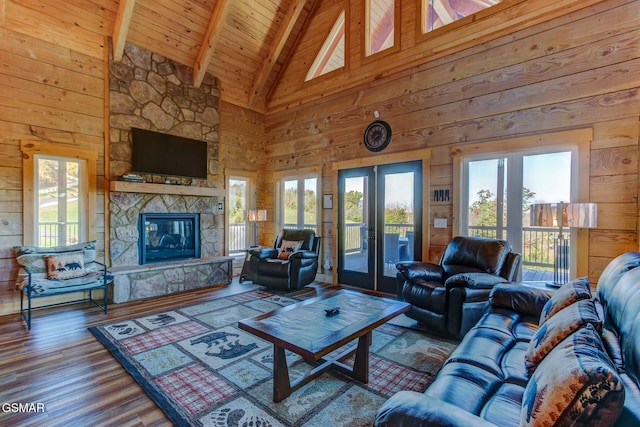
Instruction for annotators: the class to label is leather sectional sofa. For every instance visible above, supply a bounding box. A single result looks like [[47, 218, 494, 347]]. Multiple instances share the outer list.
[[375, 251, 640, 426]]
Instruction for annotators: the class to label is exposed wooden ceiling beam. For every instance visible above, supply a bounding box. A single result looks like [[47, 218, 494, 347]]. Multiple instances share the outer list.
[[194, 0, 233, 88], [248, 0, 306, 108], [112, 0, 137, 61]]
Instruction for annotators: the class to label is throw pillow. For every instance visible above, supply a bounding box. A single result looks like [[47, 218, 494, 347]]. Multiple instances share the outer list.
[[521, 324, 625, 427], [278, 240, 303, 260], [539, 276, 591, 325], [525, 298, 602, 373], [44, 251, 87, 280]]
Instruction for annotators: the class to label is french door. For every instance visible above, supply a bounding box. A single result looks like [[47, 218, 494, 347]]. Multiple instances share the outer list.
[[337, 161, 422, 293]]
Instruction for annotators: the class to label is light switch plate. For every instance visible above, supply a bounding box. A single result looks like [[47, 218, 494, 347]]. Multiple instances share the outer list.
[[434, 218, 448, 228]]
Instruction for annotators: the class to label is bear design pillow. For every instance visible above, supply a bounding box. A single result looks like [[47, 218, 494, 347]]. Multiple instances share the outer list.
[[44, 251, 87, 280]]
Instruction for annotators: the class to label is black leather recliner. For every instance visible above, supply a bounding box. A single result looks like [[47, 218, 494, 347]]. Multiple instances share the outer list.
[[397, 236, 521, 340], [247, 229, 321, 291]]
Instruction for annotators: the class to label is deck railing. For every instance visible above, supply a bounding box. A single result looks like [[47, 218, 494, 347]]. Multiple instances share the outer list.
[[38, 222, 79, 247], [468, 225, 557, 271], [229, 223, 248, 253], [343, 223, 415, 253]]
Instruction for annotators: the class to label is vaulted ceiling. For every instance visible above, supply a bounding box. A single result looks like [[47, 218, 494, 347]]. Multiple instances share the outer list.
[[4, 0, 318, 112], [3, 0, 507, 113], [112, 0, 319, 111]]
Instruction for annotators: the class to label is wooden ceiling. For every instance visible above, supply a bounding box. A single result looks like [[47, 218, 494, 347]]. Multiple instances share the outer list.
[[116, 0, 319, 111], [3, 0, 318, 112], [3, 0, 514, 113]]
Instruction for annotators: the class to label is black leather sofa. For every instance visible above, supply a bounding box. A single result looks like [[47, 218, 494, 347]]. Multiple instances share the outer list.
[[247, 229, 321, 291], [375, 251, 640, 426], [397, 236, 521, 340]]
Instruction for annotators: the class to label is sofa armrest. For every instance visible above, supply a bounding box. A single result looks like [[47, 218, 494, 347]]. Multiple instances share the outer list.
[[375, 391, 498, 427], [444, 272, 507, 290], [396, 261, 444, 281], [489, 282, 554, 317]]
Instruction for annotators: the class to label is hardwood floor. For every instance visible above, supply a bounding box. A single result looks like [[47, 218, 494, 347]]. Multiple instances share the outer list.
[[0, 279, 339, 427]]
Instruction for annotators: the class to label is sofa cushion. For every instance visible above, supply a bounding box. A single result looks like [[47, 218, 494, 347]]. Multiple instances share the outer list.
[[539, 276, 591, 325], [521, 324, 625, 427], [525, 298, 602, 373], [44, 251, 87, 280]]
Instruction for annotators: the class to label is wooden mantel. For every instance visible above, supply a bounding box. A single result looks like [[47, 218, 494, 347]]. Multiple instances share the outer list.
[[109, 180, 225, 197]]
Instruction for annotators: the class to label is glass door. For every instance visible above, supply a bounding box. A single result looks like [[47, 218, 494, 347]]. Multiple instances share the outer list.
[[338, 167, 375, 288], [377, 162, 422, 293], [338, 161, 422, 293]]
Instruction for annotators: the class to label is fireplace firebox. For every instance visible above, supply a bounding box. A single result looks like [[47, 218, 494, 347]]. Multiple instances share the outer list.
[[139, 213, 200, 264]]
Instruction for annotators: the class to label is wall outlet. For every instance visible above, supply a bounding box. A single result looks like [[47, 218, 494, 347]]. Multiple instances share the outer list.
[[434, 218, 448, 228]]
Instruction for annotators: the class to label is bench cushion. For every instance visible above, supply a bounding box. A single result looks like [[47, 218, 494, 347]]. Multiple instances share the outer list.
[[22, 272, 110, 296]]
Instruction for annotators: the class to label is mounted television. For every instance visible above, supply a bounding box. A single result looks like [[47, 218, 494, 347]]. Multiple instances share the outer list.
[[131, 128, 208, 179]]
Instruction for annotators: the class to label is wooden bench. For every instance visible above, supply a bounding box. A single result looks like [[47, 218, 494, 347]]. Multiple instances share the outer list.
[[13, 241, 113, 330]]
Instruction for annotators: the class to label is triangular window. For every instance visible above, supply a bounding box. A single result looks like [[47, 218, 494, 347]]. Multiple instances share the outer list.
[[305, 10, 345, 81], [423, 0, 502, 33]]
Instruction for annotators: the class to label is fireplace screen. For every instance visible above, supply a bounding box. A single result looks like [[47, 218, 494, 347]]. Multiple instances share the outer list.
[[139, 213, 200, 264]]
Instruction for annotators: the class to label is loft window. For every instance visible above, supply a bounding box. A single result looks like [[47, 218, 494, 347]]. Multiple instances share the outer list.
[[365, 0, 397, 56], [306, 10, 345, 81], [422, 0, 502, 33]]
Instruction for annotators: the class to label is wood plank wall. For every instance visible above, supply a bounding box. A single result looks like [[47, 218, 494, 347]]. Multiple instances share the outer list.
[[264, 0, 640, 279], [219, 100, 268, 240], [0, 27, 107, 316], [0, 29, 266, 318]]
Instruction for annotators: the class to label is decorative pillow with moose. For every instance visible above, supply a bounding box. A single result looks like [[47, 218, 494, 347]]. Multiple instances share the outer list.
[[278, 240, 303, 260], [44, 251, 87, 280]]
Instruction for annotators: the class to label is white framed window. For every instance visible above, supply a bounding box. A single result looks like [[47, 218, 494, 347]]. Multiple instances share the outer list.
[[452, 129, 591, 280], [275, 167, 321, 233], [21, 141, 97, 246], [225, 169, 257, 253]]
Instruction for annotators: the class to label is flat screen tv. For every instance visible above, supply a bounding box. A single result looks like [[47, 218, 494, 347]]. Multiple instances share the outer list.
[[131, 128, 208, 179]]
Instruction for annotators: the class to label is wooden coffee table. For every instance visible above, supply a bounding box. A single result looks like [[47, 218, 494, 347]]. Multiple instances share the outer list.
[[238, 289, 410, 402]]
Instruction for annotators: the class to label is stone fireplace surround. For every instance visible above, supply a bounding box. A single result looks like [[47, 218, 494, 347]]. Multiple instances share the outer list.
[[106, 42, 232, 303], [108, 191, 232, 303]]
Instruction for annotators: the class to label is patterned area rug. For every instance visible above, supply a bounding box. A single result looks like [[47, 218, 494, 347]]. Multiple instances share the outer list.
[[89, 288, 456, 426]]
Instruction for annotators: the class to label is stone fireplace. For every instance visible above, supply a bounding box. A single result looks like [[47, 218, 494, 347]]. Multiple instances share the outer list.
[[106, 42, 232, 303], [108, 191, 231, 303]]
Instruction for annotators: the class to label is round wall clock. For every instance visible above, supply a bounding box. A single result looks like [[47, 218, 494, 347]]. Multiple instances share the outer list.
[[363, 120, 392, 152]]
